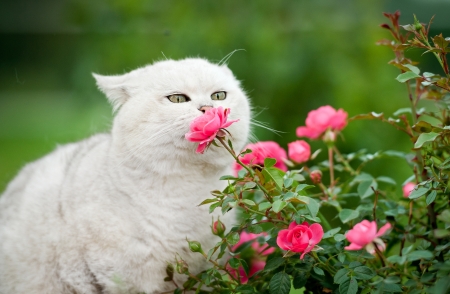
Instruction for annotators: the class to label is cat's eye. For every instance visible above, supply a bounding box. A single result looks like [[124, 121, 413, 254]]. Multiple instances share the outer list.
[[211, 91, 226, 100], [167, 94, 190, 103]]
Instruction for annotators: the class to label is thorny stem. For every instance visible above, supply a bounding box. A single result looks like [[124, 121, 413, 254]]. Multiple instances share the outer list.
[[418, 29, 450, 77], [216, 136, 270, 197]]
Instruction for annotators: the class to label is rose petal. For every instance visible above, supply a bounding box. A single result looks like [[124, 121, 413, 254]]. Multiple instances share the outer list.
[[376, 222, 391, 237]]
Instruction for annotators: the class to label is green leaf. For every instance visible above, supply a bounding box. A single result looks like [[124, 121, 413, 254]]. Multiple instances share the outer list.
[[396, 71, 420, 83], [357, 179, 377, 198], [198, 198, 218, 206], [226, 232, 240, 246], [295, 184, 315, 193], [339, 277, 358, 294], [379, 282, 403, 292], [406, 250, 434, 261], [264, 257, 285, 271], [293, 272, 307, 289], [284, 178, 293, 188], [313, 267, 324, 276], [426, 190, 437, 206], [244, 181, 257, 189], [228, 258, 240, 269], [269, 272, 291, 294], [339, 209, 360, 223], [414, 132, 439, 148], [264, 157, 277, 168], [437, 209, 450, 223], [272, 200, 287, 213], [405, 64, 420, 75], [306, 198, 319, 218], [334, 268, 350, 284], [334, 234, 346, 242], [338, 253, 346, 263], [219, 175, 240, 181], [353, 266, 376, 280], [262, 167, 284, 190], [376, 176, 396, 185], [409, 186, 430, 199], [247, 225, 263, 234], [240, 259, 250, 276], [241, 199, 256, 206], [323, 227, 341, 239], [235, 285, 254, 294], [258, 202, 272, 211]]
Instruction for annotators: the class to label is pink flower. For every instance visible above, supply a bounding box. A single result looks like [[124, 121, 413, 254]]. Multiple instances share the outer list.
[[296, 105, 348, 139], [276, 221, 324, 259], [185, 106, 239, 153], [345, 220, 391, 254], [228, 260, 266, 284], [233, 141, 287, 174], [288, 140, 311, 164], [402, 182, 416, 198], [232, 232, 274, 256]]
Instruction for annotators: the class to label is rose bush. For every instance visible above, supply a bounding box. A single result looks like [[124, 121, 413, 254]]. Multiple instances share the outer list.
[[167, 12, 450, 294]]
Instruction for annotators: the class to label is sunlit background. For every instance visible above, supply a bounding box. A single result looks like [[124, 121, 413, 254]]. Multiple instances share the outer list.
[[1, 0, 450, 192]]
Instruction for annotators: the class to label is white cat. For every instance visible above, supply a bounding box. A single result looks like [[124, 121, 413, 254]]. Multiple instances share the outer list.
[[0, 58, 251, 294]]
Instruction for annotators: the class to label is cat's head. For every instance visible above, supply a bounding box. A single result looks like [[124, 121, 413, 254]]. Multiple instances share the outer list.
[[93, 58, 251, 172]]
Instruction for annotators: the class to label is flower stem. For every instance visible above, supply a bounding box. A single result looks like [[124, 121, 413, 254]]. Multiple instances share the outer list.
[[328, 147, 335, 190]]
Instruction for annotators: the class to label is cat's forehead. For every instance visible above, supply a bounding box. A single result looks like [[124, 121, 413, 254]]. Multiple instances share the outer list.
[[135, 58, 237, 93]]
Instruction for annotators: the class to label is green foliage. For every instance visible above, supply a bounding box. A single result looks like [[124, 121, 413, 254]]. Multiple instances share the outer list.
[[164, 12, 450, 294]]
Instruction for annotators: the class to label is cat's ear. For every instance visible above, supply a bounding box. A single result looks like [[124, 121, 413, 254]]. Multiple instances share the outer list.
[[92, 73, 130, 112]]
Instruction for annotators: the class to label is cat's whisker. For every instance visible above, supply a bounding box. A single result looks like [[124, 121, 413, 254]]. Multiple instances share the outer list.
[[218, 49, 246, 66], [250, 120, 285, 136]]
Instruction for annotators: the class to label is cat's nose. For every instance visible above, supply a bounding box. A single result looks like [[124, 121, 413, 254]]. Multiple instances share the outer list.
[[199, 106, 213, 113]]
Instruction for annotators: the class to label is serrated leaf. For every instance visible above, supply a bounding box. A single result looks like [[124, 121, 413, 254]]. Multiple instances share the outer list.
[[264, 157, 277, 168], [338, 252, 346, 263], [409, 186, 430, 199], [339, 277, 358, 294], [396, 71, 420, 83], [426, 190, 437, 205], [379, 282, 403, 292], [313, 267, 324, 276], [272, 200, 287, 213], [244, 181, 257, 189], [241, 199, 256, 206], [264, 257, 285, 271], [339, 209, 360, 223], [404, 64, 420, 75], [295, 184, 315, 193], [258, 202, 272, 211], [247, 225, 263, 234], [353, 266, 376, 280], [284, 178, 293, 188], [334, 234, 346, 242], [323, 227, 341, 239], [293, 272, 307, 289], [226, 232, 240, 246], [228, 257, 240, 269], [199, 198, 218, 206], [358, 179, 377, 198], [269, 272, 291, 294], [414, 132, 439, 148], [393, 107, 412, 116], [406, 250, 434, 261], [262, 167, 284, 191], [235, 285, 254, 294], [334, 268, 350, 284]]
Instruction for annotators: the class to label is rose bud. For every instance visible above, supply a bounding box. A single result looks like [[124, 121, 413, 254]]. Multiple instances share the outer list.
[[212, 219, 226, 237], [187, 240, 204, 254], [310, 170, 322, 184], [175, 257, 189, 275]]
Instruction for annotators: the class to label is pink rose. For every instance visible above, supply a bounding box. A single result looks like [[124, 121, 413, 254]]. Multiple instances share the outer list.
[[185, 106, 239, 153], [232, 232, 274, 256], [276, 221, 324, 259], [296, 105, 348, 139], [402, 182, 416, 198], [233, 141, 287, 175], [228, 260, 265, 284], [288, 140, 311, 164], [345, 220, 391, 254]]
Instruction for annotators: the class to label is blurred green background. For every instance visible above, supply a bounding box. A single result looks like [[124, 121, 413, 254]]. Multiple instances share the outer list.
[[1, 0, 450, 192]]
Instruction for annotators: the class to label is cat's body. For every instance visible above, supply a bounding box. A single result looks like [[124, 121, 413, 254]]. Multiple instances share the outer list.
[[0, 58, 251, 294]]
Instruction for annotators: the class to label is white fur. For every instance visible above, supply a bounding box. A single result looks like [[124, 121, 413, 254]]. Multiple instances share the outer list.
[[0, 58, 251, 294]]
